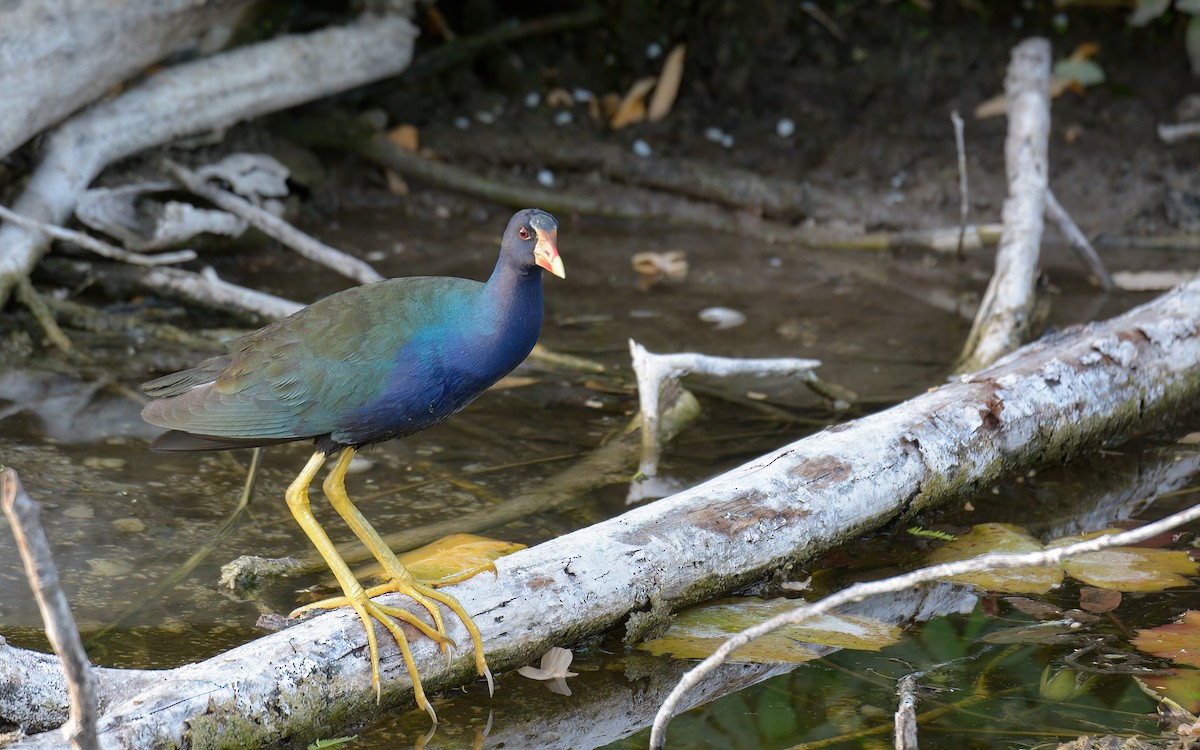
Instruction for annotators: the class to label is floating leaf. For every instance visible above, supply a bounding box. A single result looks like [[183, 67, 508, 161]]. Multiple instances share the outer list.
[[398, 533, 524, 584], [1053, 531, 1199, 592], [981, 619, 1083, 645], [638, 597, 899, 664], [1132, 611, 1200, 667], [1138, 670, 1200, 714], [927, 523, 1063, 594], [927, 524, 1196, 595], [1078, 586, 1122, 613], [648, 44, 686, 122]]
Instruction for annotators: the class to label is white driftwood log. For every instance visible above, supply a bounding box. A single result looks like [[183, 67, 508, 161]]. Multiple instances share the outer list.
[[4, 276, 1199, 748], [0, 0, 253, 159], [957, 37, 1051, 373], [0, 12, 419, 307]]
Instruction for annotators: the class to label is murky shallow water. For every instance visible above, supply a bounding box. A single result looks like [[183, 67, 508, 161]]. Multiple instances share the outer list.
[[1, 209, 1197, 748]]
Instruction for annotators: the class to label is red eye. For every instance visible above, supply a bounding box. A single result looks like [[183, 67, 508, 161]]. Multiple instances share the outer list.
[[518, 226, 531, 240]]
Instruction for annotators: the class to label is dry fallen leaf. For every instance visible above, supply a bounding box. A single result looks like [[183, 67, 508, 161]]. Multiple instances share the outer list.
[[648, 43, 686, 122], [387, 123, 420, 152], [384, 169, 409, 197], [518, 646, 578, 696], [546, 87, 574, 108], [631, 250, 688, 290], [610, 77, 657, 130]]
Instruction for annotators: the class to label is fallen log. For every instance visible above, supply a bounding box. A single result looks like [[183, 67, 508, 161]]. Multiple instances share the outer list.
[[5, 278, 1200, 748], [0, 0, 252, 159]]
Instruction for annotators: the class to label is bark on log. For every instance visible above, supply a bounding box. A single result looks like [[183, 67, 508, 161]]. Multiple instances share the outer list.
[[0, 12, 420, 307], [5, 278, 1199, 748], [0, 0, 253, 160], [956, 38, 1051, 373]]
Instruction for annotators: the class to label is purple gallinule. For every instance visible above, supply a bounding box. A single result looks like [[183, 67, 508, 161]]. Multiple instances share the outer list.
[[141, 209, 564, 720]]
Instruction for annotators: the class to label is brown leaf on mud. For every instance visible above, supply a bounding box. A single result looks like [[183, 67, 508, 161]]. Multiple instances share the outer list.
[[387, 123, 419, 152], [610, 77, 657, 130], [648, 44, 686, 122]]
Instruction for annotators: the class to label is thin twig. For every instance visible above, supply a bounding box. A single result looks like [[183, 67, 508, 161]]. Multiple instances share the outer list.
[[950, 110, 969, 258], [1, 468, 99, 750], [1044, 188, 1114, 290], [0, 202, 196, 266], [648, 495, 1200, 748], [165, 161, 384, 285]]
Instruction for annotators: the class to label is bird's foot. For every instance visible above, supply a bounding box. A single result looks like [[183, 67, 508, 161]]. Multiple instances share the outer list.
[[289, 588, 451, 722], [288, 577, 492, 715], [363, 576, 493, 697]]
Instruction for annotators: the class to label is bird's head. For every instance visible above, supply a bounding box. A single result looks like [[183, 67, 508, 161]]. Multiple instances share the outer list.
[[506, 209, 565, 279]]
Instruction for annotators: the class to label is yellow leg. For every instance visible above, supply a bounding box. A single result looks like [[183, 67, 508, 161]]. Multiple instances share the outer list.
[[284, 451, 442, 722], [319, 447, 493, 696]]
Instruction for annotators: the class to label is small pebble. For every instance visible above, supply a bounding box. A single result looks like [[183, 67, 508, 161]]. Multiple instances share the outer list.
[[631, 139, 652, 158], [536, 169, 555, 188], [572, 88, 594, 102], [584, 398, 605, 409], [703, 127, 724, 143], [475, 111, 497, 125], [365, 250, 386, 262], [64, 505, 94, 520], [524, 91, 541, 108], [111, 517, 146, 534], [646, 42, 663, 59], [453, 116, 470, 130], [776, 118, 796, 138], [553, 111, 573, 126], [720, 133, 734, 149], [347, 455, 374, 474], [698, 307, 747, 330], [768, 257, 783, 267]]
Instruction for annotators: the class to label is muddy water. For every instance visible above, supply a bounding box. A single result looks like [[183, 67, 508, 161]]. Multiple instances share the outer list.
[[0, 208, 1195, 747]]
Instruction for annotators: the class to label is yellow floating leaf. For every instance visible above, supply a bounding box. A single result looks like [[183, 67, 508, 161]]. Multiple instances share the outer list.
[[638, 597, 899, 664], [610, 77, 657, 130], [927, 523, 1063, 594], [1053, 530, 1200, 593], [648, 44, 686, 122], [398, 533, 525, 585]]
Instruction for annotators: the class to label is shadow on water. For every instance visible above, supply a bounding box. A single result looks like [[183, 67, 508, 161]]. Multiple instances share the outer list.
[[1, 211, 1198, 747]]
